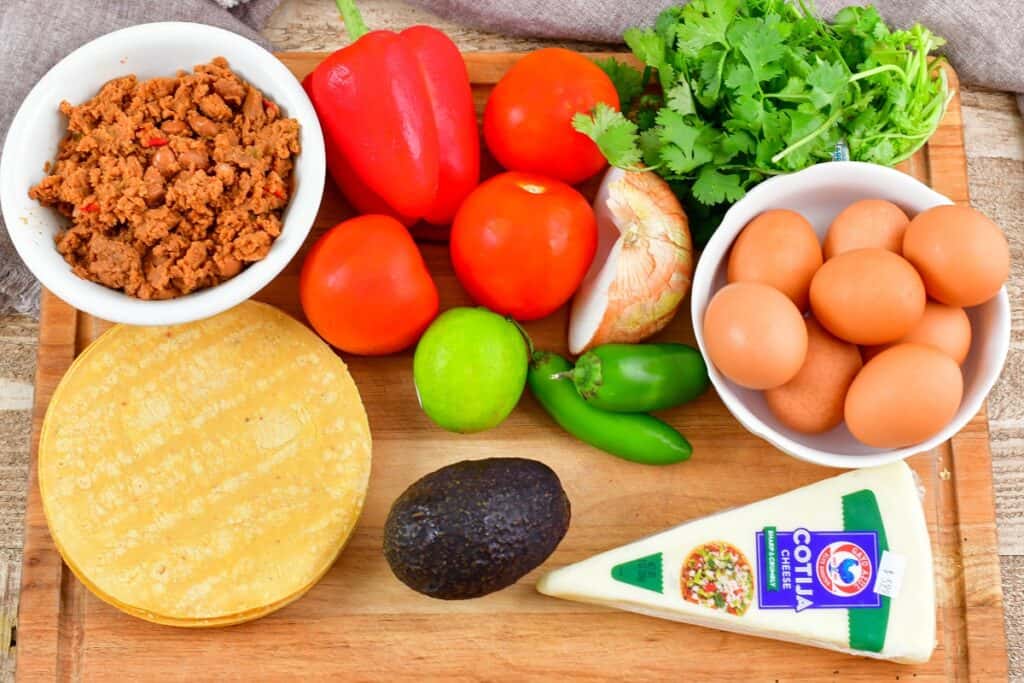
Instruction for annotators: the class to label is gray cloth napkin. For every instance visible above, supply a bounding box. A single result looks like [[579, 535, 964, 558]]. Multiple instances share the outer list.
[[0, 0, 280, 316], [2, 0, 1022, 317]]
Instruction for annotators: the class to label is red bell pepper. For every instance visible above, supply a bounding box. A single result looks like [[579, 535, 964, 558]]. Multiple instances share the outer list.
[[304, 0, 480, 239]]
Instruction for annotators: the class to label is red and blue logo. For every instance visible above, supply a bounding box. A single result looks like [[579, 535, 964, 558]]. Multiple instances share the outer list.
[[817, 541, 873, 597]]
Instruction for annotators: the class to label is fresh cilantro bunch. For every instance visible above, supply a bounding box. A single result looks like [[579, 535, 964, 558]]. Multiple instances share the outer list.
[[574, 0, 949, 245]]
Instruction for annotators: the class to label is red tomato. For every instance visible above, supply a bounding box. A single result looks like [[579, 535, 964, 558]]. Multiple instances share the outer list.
[[483, 48, 619, 185], [300, 215, 439, 355], [450, 172, 597, 321]]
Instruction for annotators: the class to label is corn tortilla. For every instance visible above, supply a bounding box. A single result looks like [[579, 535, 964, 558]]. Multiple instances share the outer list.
[[39, 301, 372, 626]]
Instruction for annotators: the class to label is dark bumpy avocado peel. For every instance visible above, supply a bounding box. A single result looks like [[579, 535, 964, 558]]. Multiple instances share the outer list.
[[383, 457, 571, 600]]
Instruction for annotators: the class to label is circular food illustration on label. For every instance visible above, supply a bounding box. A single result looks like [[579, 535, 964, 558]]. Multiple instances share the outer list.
[[816, 541, 873, 597], [681, 541, 753, 616]]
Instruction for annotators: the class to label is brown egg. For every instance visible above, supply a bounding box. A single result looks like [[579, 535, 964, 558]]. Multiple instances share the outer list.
[[765, 317, 863, 434], [902, 205, 1010, 307], [823, 199, 909, 259], [809, 248, 926, 345], [862, 301, 972, 365], [845, 343, 963, 449], [703, 282, 808, 390], [727, 209, 822, 311]]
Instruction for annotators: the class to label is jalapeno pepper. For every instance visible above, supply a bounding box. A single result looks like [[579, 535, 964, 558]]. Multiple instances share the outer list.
[[561, 343, 709, 413], [528, 351, 692, 465]]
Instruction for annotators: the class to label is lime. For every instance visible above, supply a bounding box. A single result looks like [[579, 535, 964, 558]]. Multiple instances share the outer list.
[[413, 308, 528, 433]]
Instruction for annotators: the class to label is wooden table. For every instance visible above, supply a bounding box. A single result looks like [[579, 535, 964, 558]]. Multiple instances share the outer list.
[[0, 0, 1021, 679]]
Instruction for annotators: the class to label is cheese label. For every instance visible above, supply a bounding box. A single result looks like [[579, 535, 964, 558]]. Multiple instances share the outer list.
[[756, 528, 881, 611]]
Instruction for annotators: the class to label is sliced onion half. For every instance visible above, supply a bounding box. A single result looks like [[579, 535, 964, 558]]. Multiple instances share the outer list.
[[568, 167, 693, 355]]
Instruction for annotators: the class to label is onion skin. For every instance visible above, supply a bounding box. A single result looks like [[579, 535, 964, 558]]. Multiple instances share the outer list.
[[568, 169, 693, 355]]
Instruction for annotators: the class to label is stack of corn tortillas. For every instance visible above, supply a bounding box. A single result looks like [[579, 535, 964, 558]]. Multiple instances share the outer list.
[[39, 301, 372, 626]]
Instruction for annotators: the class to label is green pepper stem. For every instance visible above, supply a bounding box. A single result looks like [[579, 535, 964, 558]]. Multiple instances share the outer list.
[[334, 0, 370, 42], [548, 371, 575, 381]]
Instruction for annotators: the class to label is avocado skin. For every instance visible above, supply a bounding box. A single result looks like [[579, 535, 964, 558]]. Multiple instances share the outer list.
[[383, 457, 571, 599]]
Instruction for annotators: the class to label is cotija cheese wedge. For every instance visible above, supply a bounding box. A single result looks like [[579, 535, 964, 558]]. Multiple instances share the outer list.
[[538, 462, 935, 663]]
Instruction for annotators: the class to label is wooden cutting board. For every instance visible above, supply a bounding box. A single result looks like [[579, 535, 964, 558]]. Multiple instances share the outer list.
[[16, 53, 1008, 681]]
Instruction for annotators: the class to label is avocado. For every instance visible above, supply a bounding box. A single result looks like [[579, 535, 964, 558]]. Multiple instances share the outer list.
[[383, 457, 571, 599]]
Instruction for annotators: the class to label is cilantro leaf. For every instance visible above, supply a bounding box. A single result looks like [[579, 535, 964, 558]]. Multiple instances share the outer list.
[[665, 80, 696, 116], [654, 6, 685, 44], [862, 138, 896, 163], [638, 128, 665, 167], [724, 63, 757, 97], [625, 28, 676, 92], [661, 146, 707, 176], [714, 130, 755, 164], [656, 109, 713, 174], [806, 59, 848, 109], [595, 58, 645, 110], [755, 136, 785, 168], [770, 75, 808, 101], [724, 16, 758, 48], [736, 22, 786, 83], [624, 27, 666, 69], [635, 107, 659, 130], [691, 167, 745, 205], [728, 95, 765, 132], [696, 45, 728, 107], [655, 110, 699, 147], [571, 103, 643, 169], [674, 0, 739, 52], [763, 110, 789, 140], [787, 109, 825, 141]]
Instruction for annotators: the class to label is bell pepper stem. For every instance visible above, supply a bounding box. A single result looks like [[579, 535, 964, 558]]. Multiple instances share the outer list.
[[548, 371, 574, 382], [335, 0, 370, 42]]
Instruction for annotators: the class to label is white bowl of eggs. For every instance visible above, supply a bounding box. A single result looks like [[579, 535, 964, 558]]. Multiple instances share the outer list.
[[690, 161, 1011, 469]]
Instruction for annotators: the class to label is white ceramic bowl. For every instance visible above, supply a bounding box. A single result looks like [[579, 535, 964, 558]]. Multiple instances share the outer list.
[[690, 161, 1011, 469], [0, 22, 325, 326]]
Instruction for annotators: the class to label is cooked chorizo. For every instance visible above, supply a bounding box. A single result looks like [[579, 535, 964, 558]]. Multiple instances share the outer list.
[[27, 58, 300, 300], [199, 94, 232, 121]]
